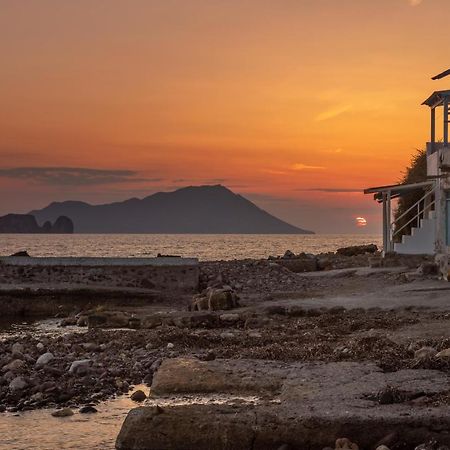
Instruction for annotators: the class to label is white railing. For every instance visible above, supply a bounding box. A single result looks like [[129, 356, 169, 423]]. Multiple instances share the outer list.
[[391, 187, 436, 242]]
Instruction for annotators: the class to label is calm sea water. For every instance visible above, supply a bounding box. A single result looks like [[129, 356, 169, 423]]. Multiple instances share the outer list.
[[0, 234, 382, 260]]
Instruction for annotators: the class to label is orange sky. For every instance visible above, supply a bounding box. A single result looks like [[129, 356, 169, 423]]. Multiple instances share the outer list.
[[1, 0, 450, 233]]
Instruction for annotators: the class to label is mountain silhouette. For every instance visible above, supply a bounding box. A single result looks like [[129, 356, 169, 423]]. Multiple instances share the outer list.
[[29, 185, 313, 234]]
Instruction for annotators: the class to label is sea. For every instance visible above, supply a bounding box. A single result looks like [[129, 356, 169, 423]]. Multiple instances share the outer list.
[[0, 233, 382, 260]]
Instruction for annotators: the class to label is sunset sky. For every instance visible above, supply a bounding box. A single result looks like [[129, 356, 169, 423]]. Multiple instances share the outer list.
[[1, 0, 450, 233]]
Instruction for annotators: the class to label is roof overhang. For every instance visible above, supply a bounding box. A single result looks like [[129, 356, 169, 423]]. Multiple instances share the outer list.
[[422, 90, 450, 108], [364, 181, 434, 202], [432, 69, 450, 80]]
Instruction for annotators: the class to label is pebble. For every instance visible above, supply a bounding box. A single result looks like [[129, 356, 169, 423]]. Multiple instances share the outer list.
[[130, 390, 147, 402], [79, 406, 98, 414], [35, 352, 54, 367], [11, 343, 24, 354], [219, 313, 240, 323], [414, 346, 437, 360], [166, 343, 174, 349], [69, 359, 92, 374], [51, 408, 74, 417], [9, 376, 28, 392], [220, 332, 235, 339], [247, 331, 262, 338], [3, 359, 26, 372], [436, 348, 450, 359]]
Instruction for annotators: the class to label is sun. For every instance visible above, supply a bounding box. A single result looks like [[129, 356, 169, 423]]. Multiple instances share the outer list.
[[355, 217, 367, 227]]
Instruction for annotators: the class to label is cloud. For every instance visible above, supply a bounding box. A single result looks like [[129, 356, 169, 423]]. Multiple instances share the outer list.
[[409, 0, 423, 5], [291, 163, 326, 171], [0, 167, 161, 186], [296, 187, 362, 193], [261, 169, 288, 175], [315, 104, 352, 121]]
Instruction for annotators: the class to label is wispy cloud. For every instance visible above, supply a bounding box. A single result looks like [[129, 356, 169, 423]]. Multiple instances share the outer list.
[[409, 0, 423, 6], [291, 163, 326, 171], [296, 187, 362, 193], [261, 169, 288, 176], [0, 167, 161, 186], [315, 104, 352, 122]]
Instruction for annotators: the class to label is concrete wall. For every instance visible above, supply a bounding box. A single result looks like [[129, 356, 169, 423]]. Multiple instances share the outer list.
[[0, 257, 199, 293]]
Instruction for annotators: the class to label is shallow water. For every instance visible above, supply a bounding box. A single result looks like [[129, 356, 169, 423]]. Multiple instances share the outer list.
[[0, 233, 382, 261], [0, 395, 136, 450]]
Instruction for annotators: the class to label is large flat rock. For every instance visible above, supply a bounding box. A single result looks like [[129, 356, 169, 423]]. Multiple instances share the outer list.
[[117, 358, 450, 449]]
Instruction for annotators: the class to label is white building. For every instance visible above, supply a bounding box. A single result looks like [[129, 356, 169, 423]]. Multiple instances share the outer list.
[[365, 71, 450, 276]]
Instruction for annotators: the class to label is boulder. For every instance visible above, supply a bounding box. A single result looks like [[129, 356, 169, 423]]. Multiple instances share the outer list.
[[116, 405, 255, 450], [191, 294, 209, 311], [208, 289, 238, 311], [9, 250, 30, 257], [336, 244, 378, 257]]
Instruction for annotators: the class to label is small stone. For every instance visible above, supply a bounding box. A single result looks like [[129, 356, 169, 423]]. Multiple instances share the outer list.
[[335, 438, 359, 450], [248, 331, 262, 338], [9, 376, 28, 392], [51, 408, 74, 417], [201, 350, 216, 361], [166, 343, 174, 350], [11, 343, 24, 354], [130, 390, 147, 402], [220, 332, 235, 339], [219, 313, 240, 323], [3, 359, 26, 373], [436, 348, 450, 359], [36, 343, 45, 351], [69, 359, 92, 374], [414, 346, 437, 360], [35, 352, 54, 368], [79, 406, 98, 414], [376, 446, 391, 450]]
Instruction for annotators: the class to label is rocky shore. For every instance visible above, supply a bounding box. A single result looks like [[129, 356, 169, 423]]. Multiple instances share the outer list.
[[1, 245, 450, 449]]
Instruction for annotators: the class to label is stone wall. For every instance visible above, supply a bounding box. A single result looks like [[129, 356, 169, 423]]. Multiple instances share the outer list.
[[0, 257, 199, 293]]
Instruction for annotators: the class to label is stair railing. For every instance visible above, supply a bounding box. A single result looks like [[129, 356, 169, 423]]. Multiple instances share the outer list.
[[391, 187, 436, 242]]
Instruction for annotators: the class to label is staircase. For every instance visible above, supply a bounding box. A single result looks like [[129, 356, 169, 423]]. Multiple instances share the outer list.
[[393, 211, 435, 255], [391, 187, 436, 255]]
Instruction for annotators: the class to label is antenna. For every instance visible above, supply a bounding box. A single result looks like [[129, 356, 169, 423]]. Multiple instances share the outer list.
[[432, 69, 450, 80]]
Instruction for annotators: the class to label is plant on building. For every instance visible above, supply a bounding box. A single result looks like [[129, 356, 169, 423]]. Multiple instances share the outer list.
[[393, 149, 427, 241]]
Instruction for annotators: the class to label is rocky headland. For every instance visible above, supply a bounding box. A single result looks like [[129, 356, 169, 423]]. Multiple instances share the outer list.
[[0, 214, 74, 234]]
